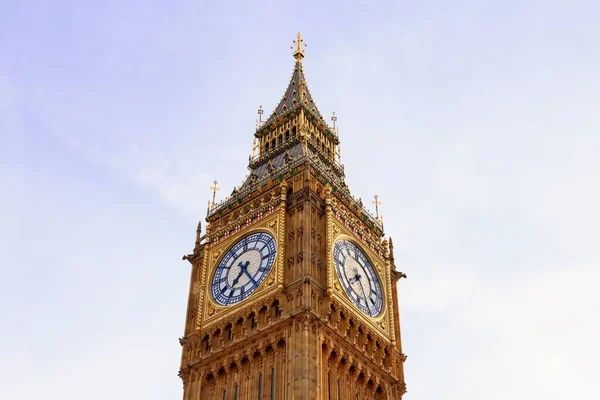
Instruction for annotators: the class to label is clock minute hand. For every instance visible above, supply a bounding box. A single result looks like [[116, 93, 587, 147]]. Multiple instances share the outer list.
[[358, 280, 372, 316], [232, 261, 250, 286], [242, 269, 259, 286]]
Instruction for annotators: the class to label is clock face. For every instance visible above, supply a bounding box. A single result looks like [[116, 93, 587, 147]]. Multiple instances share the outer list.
[[211, 232, 277, 306], [333, 240, 383, 317]]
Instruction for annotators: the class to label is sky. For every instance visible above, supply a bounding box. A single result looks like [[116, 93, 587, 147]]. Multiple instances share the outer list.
[[1, 0, 599, 399]]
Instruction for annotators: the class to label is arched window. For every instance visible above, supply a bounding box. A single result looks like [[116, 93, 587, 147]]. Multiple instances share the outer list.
[[270, 367, 275, 400], [225, 323, 233, 341], [258, 373, 263, 399]]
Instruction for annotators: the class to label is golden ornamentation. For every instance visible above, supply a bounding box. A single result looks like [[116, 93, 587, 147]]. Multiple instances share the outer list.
[[180, 34, 406, 400]]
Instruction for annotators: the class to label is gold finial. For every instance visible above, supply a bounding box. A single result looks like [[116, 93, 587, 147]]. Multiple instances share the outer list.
[[291, 32, 306, 61], [209, 180, 220, 209], [372, 194, 382, 219]]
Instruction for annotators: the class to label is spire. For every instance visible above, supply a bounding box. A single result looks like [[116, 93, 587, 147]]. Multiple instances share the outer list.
[[264, 33, 325, 125]]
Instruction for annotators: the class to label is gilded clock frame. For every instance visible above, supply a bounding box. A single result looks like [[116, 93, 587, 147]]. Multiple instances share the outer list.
[[199, 209, 284, 329], [330, 220, 393, 338], [332, 235, 385, 318]]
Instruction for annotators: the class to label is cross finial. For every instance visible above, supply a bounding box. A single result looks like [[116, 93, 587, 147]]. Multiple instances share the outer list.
[[209, 180, 220, 209], [291, 32, 306, 61], [331, 112, 337, 129], [372, 194, 382, 219]]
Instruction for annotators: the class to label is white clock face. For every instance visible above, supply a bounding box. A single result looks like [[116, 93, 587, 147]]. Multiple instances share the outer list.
[[211, 232, 276, 306], [333, 240, 383, 317]]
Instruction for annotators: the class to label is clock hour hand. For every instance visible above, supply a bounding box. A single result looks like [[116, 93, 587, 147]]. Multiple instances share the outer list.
[[232, 261, 250, 287]]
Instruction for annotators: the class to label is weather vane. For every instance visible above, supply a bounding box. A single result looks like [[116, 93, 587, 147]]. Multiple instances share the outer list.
[[210, 180, 220, 209], [372, 194, 382, 219], [291, 32, 306, 61]]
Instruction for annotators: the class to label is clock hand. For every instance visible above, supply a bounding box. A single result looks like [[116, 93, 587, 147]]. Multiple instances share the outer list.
[[232, 261, 250, 287], [348, 273, 362, 284], [231, 269, 244, 286], [242, 269, 259, 286], [358, 280, 372, 316]]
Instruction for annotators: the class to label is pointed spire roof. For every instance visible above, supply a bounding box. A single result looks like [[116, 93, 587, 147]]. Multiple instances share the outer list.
[[264, 33, 325, 124]]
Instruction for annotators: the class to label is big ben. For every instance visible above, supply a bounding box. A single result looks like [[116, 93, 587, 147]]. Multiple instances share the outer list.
[[179, 33, 407, 399]]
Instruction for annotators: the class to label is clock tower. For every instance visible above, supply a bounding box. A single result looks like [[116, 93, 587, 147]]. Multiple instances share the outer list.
[[179, 33, 407, 399]]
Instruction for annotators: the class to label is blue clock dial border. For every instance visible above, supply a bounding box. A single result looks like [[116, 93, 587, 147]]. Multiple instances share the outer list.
[[211, 232, 277, 306], [333, 239, 383, 317]]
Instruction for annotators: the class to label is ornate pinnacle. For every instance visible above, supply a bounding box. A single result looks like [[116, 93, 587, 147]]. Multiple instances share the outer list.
[[209, 180, 220, 209], [291, 32, 306, 61], [372, 194, 382, 219]]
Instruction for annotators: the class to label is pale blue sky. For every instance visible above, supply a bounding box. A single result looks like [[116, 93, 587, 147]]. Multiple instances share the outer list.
[[1, 1, 599, 399]]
